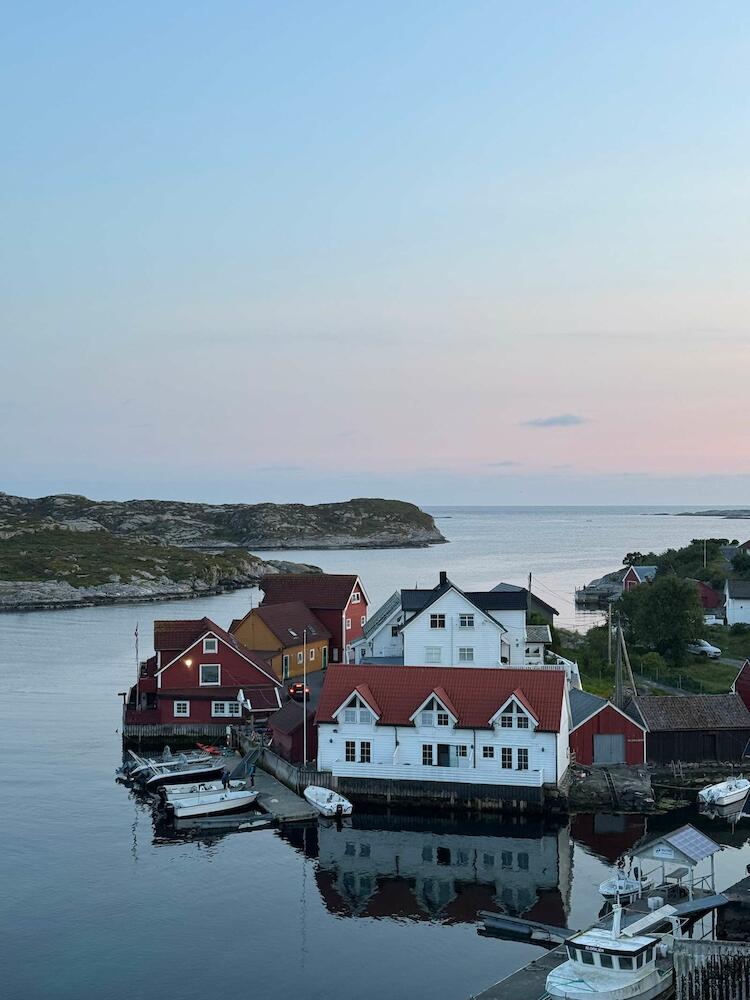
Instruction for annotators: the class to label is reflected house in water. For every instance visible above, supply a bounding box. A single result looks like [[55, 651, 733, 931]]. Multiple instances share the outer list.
[[570, 813, 647, 865], [313, 816, 572, 927]]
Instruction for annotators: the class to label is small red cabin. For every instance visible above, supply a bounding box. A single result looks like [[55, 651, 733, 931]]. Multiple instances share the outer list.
[[569, 689, 646, 765]]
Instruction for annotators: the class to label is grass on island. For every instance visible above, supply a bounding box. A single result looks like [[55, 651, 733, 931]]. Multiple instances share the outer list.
[[558, 624, 744, 699], [0, 528, 263, 588]]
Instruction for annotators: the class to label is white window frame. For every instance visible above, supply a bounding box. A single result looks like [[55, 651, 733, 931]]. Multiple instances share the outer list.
[[482, 746, 495, 759], [420, 710, 434, 726], [282, 654, 290, 680], [227, 701, 241, 717], [351, 592, 361, 604], [360, 615, 366, 626], [517, 748, 529, 771], [309, 648, 315, 661], [436, 711, 450, 727], [422, 744, 434, 766], [456, 745, 468, 758], [345, 618, 352, 629], [211, 701, 242, 718], [212, 701, 227, 716], [430, 613, 446, 629], [174, 700, 190, 717], [501, 747, 512, 769], [345, 740, 356, 762], [203, 637, 218, 653], [459, 613, 474, 628], [425, 646, 442, 664], [199, 664, 220, 686], [297, 651, 304, 664], [391, 625, 400, 637], [344, 708, 357, 724], [359, 740, 371, 763], [458, 646, 474, 662]]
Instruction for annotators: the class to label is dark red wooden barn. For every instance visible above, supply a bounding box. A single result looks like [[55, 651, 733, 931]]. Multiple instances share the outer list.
[[569, 688, 646, 765]]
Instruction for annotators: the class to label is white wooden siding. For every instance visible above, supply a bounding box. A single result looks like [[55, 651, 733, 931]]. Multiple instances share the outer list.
[[402, 590, 505, 667]]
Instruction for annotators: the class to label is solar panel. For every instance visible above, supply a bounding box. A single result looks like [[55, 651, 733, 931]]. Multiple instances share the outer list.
[[668, 825, 721, 863]]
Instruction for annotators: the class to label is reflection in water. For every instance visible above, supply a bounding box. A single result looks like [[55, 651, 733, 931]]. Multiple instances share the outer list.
[[570, 813, 647, 864], [282, 813, 573, 927]]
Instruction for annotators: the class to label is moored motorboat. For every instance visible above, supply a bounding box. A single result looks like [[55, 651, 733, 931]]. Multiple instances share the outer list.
[[547, 907, 674, 1000], [160, 779, 249, 800], [599, 875, 651, 902], [143, 761, 226, 789], [167, 789, 259, 819], [303, 785, 353, 817], [697, 776, 750, 808]]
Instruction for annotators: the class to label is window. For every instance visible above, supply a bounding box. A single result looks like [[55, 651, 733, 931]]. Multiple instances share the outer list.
[[282, 654, 290, 680], [345, 842, 356, 856], [203, 637, 218, 653], [436, 711, 449, 727], [458, 646, 474, 662], [517, 748, 529, 771], [360, 615, 366, 627], [459, 613, 474, 628], [420, 710, 434, 726], [437, 847, 451, 866], [345, 618, 351, 629], [501, 851, 512, 869], [636, 953, 643, 969], [345, 740, 356, 762], [228, 702, 240, 716], [500, 713, 513, 728], [199, 664, 220, 686], [581, 951, 595, 965], [212, 701, 226, 716], [501, 747, 512, 769], [297, 651, 304, 664], [309, 648, 315, 660], [567, 946, 578, 961], [430, 614, 446, 629], [619, 956, 633, 971], [483, 853, 494, 867], [482, 746, 495, 759], [359, 709, 372, 724], [422, 846, 433, 862], [457, 745, 468, 757], [139, 663, 148, 678], [518, 852, 529, 870], [351, 592, 361, 603], [425, 646, 442, 664], [456, 850, 469, 866], [212, 701, 242, 718], [359, 741, 371, 763], [645, 947, 654, 963], [174, 700, 190, 717], [422, 744, 434, 766], [600, 955, 613, 969], [517, 715, 529, 729], [359, 843, 370, 858], [344, 708, 357, 723], [391, 625, 399, 637]]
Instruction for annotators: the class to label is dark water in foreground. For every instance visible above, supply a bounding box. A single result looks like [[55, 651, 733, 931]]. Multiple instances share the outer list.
[[4, 507, 750, 999]]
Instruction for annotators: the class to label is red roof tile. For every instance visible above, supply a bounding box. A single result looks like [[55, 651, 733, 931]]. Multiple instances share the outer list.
[[261, 574, 361, 610], [316, 665, 565, 732], [154, 618, 211, 651], [236, 601, 331, 647]]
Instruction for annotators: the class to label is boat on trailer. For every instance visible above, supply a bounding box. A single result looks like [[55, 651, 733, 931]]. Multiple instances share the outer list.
[[547, 905, 674, 1000], [697, 776, 750, 808], [303, 786, 353, 817], [167, 789, 259, 819]]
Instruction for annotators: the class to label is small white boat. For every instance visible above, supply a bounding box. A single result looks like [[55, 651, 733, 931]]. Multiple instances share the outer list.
[[168, 789, 259, 819], [697, 776, 750, 808], [303, 785, 353, 817], [547, 906, 673, 1000], [160, 779, 248, 799], [599, 875, 650, 901]]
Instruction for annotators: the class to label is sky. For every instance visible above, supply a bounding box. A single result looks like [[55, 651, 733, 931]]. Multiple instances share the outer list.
[[2, 2, 750, 506]]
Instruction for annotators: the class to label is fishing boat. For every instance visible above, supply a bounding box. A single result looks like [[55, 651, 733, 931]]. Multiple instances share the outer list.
[[144, 761, 226, 789], [697, 776, 750, 808], [599, 875, 651, 902], [167, 789, 259, 819], [160, 779, 249, 799], [547, 906, 674, 1000], [303, 785, 353, 817]]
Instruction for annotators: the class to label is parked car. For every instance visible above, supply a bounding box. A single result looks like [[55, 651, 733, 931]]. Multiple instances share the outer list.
[[288, 682, 311, 701], [687, 639, 721, 659]]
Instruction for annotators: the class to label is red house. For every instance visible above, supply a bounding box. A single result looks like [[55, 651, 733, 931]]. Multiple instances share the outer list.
[[268, 698, 317, 765], [689, 579, 723, 610], [125, 617, 282, 732], [733, 660, 750, 715], [260, 573, 368, 662], [568, 689, 646, 765], [622, 565, 657, 593]]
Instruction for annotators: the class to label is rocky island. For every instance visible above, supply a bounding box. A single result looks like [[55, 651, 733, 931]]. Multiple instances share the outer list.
[[0, 492, 445, 611]]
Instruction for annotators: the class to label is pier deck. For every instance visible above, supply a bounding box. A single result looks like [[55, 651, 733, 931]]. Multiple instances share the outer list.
[[470, 944, 565, 999], [252, 767, 318, 824]]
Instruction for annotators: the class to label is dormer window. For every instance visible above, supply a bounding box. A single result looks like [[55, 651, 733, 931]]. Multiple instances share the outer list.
[[203, 637, 218, 654], [495, 699, 533, 730], [342, 695, 373, 725], [419, 697, 452, 727]]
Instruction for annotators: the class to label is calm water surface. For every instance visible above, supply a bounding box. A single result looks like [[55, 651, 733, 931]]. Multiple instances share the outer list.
[[3, 506, 750, 999]]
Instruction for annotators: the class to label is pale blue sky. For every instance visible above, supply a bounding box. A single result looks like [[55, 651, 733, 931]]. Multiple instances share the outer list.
[[3, 3, 750, 504]]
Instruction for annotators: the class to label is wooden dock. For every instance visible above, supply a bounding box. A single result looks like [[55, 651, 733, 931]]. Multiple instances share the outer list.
[[252, 766, 318, 824], [470, 945, 566, 999]]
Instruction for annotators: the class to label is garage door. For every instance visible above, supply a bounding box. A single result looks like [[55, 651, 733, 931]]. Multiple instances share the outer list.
[[594, 733, 625, 764]]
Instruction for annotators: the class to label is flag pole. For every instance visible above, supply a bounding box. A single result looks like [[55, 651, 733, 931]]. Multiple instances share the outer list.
[[303, 627, 308, 767]]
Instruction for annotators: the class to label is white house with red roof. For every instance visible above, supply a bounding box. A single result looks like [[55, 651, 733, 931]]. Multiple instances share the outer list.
[[124, 617, 282, 733], [316, 664, 570, 800]]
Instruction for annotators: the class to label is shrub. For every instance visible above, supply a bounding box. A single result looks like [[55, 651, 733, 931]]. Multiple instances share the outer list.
[[730, 622, 750, 636], [640, 651, 667, 675]]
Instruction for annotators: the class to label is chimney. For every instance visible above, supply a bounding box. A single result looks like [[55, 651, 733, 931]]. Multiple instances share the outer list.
[[439, 570, 447, 586]]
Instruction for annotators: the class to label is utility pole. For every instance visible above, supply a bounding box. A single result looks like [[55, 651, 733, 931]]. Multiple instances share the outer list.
[[303, 628, 308, 767], [704, 539, 707, 569], [607, 603, 613, 671]]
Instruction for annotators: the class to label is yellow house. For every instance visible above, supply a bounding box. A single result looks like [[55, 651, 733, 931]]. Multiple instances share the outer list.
[[230, 601, 331, 681]]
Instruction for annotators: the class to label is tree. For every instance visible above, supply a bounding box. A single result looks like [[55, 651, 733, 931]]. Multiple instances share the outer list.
[[618, 576, 703, 666], [623, 552, 645, 566]]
